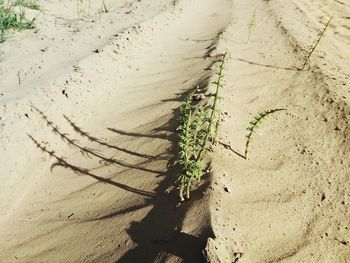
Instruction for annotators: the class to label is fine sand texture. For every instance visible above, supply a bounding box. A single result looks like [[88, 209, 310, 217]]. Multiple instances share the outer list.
[[0, 0, 349, 262], [207, 0, 350, 262]]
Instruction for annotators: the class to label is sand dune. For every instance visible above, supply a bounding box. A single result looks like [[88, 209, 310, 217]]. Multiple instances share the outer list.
[[207, 0, 350, 262], [0, 0, 349, 262]]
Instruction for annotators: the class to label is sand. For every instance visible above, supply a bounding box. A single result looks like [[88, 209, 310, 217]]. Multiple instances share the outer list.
[[0, 0, 349, 262]]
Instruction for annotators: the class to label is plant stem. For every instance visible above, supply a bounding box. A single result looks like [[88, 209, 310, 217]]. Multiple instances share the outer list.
[[196, 52, 226, 162], [301, 16, 333, 70], [245, 108, 286, 159]]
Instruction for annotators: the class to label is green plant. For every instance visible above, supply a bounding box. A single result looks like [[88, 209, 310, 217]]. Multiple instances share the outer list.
[[0, 1, 35, 42], [177, 92, 205, 201], [13, 0, 39, 10], [245, 108, 286, 159], [301, 16, 333, 70], [246, 10, 256, 43], [197, 53, 226, 159], [176, 53, 227, 201]]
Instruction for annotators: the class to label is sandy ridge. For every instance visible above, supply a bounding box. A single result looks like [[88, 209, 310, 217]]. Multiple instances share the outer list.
[[0, 0, 349, 262], [0, 0, 232, 262], [206, 0, 350, 262]]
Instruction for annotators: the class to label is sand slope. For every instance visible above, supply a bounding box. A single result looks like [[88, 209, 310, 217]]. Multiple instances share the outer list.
[[1, 0, 230, 262], [0, 0, 349, 262], [207, 0, 350, 262]]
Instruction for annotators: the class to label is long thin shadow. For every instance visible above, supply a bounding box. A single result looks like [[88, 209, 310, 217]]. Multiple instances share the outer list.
[[178, 31, 222, 47], [63, 115, 167, 161], [178, 30, 222, 43], [218, 141, 246, 159], [108, 127, 171, 141], [89, 203, 151, 221], [28, 134, 156, 198], [220, 35, 247, 44], [32, 107, 164, 175], [182, 53, 222, 61], [181, 36, 222, 61], [235, 58, 300, 71], [160, 75, 212, 104]]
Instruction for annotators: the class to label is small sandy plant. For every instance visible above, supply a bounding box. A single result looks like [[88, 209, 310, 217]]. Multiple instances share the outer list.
[[301, 15, 333, 70], [246, 9, 256, 43], [245, 108, 286, 159], [177, 53, 227, 201], [0, 0, 36, 42]]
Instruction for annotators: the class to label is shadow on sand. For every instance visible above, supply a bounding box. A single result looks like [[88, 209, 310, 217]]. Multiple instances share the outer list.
[[27, 39, 222, 261], [29, 87, 213, 262], [112, 88, 214, 262]]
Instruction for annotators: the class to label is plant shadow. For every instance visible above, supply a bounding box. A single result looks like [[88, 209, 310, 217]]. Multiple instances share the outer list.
[[28, 84, 213, 262], [234, 58, 300, 71], [27, 39, 221, 261], [114, 89, 213, 263]]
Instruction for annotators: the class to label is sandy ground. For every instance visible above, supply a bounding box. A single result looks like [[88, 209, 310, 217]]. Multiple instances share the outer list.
[[0, 0, 349, 262]]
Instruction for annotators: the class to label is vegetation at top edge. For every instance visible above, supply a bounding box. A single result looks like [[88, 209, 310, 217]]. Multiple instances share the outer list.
[[0, 0, 37, 43], [12, 0, 40, 10], [176, 53, 227, 201]]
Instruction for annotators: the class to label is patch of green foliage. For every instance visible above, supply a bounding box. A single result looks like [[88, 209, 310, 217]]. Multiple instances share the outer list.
[[176, 53, 227, 201], [245, 108, 286, 159], [0, 0, 36, 43], [13, 0, 40, 10]]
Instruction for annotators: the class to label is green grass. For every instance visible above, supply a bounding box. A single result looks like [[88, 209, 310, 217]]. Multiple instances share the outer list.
[[245, 108, 286, 159], [176, 92, 206, 201], [246, 10, 256, 43], [301, 16, 333, 70], [13, 0, 40, 10], [0, 0, 36, 42], [176, 53, 227, 201]]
